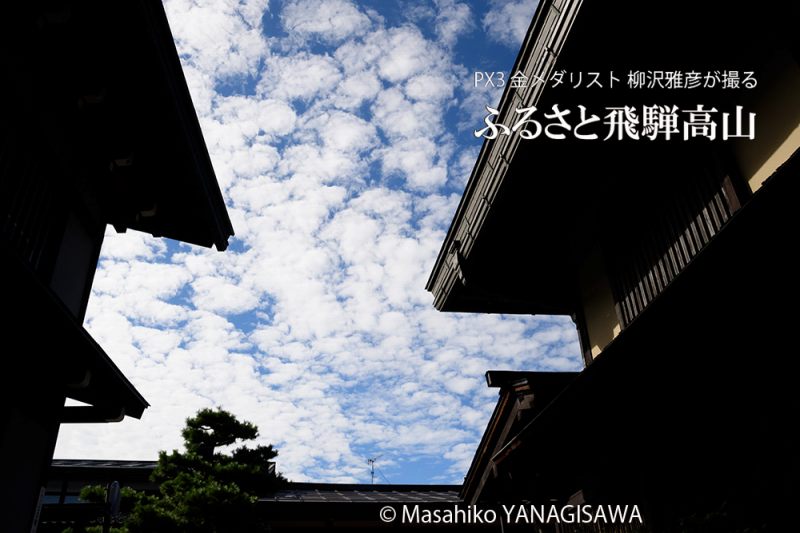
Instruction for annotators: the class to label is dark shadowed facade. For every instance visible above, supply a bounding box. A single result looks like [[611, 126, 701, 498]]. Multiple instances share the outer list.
[[0, 2, 233, 531], [428, 0, 799, 530]]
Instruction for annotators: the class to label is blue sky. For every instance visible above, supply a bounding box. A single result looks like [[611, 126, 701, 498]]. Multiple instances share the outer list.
[[55, 0, 581, 484]]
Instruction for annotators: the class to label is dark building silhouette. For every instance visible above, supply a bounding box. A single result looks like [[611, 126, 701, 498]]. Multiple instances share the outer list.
[[1, 2, 233, 530], [39, 460, 462, 532], [428, 0, 799, 530]]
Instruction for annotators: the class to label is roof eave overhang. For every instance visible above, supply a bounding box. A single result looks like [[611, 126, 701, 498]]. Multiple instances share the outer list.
[[460, 370, 579, 504], [426, 0, 585, 312], [135, 0, 234, 252], [7, 247, 149, 420]]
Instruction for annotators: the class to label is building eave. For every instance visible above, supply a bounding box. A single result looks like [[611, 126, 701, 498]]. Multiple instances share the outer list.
[[426, 0, 584, 312], [35, 0, 236, 252], [460, 370, 578, 504], [135, 0, 235, 251], [7, 247, 149, 420]]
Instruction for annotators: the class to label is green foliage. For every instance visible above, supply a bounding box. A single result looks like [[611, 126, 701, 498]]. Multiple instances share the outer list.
[[129, 407, 286, 532], [64, 486, 142, 532], [62, 526, 122, 533], [62, 525, 125, 533], [78, 485, 142, 507], [78, 484, 106, 504], [181, 408, 258, 461], [75, 408, 286, 533]]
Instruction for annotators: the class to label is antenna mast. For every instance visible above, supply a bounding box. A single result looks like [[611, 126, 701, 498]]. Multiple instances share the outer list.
[[367, 455, 382, 484]]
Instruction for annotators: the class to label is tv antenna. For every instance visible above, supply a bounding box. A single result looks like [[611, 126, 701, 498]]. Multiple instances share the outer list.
[[367, 454, 383, 485]]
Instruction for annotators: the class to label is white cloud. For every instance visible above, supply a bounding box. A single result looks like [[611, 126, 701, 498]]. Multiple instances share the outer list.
[[434, 0, 474, 47], [278, 144, 362, 183], [98, 227, 167, 261], [191, 276, 259, 315], [259, 52, 342, 101], [306, 110, 379, 153], [380, 138, 448, 190], [378, 27, 447, 83], [327, 70, 383, 110], [450, 146, 479, 189], [281, 0, 371, 44], [371, 88, 441, 140], [163, 0, 270, 78], [482, 0, 538, 48], [405, 73, 456, 103], [444, 441, 478, 474], [211, 97, 297, 138]]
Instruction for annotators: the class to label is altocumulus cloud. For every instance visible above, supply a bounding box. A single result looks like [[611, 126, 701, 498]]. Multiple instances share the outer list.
[[55, 0, 578, 483]]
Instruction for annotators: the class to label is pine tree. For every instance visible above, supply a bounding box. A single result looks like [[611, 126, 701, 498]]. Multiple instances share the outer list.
[[77, 408, 285, 533]]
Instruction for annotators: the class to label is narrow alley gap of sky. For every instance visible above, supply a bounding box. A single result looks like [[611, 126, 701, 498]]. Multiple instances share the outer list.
[[56, 0, 581, 484]]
